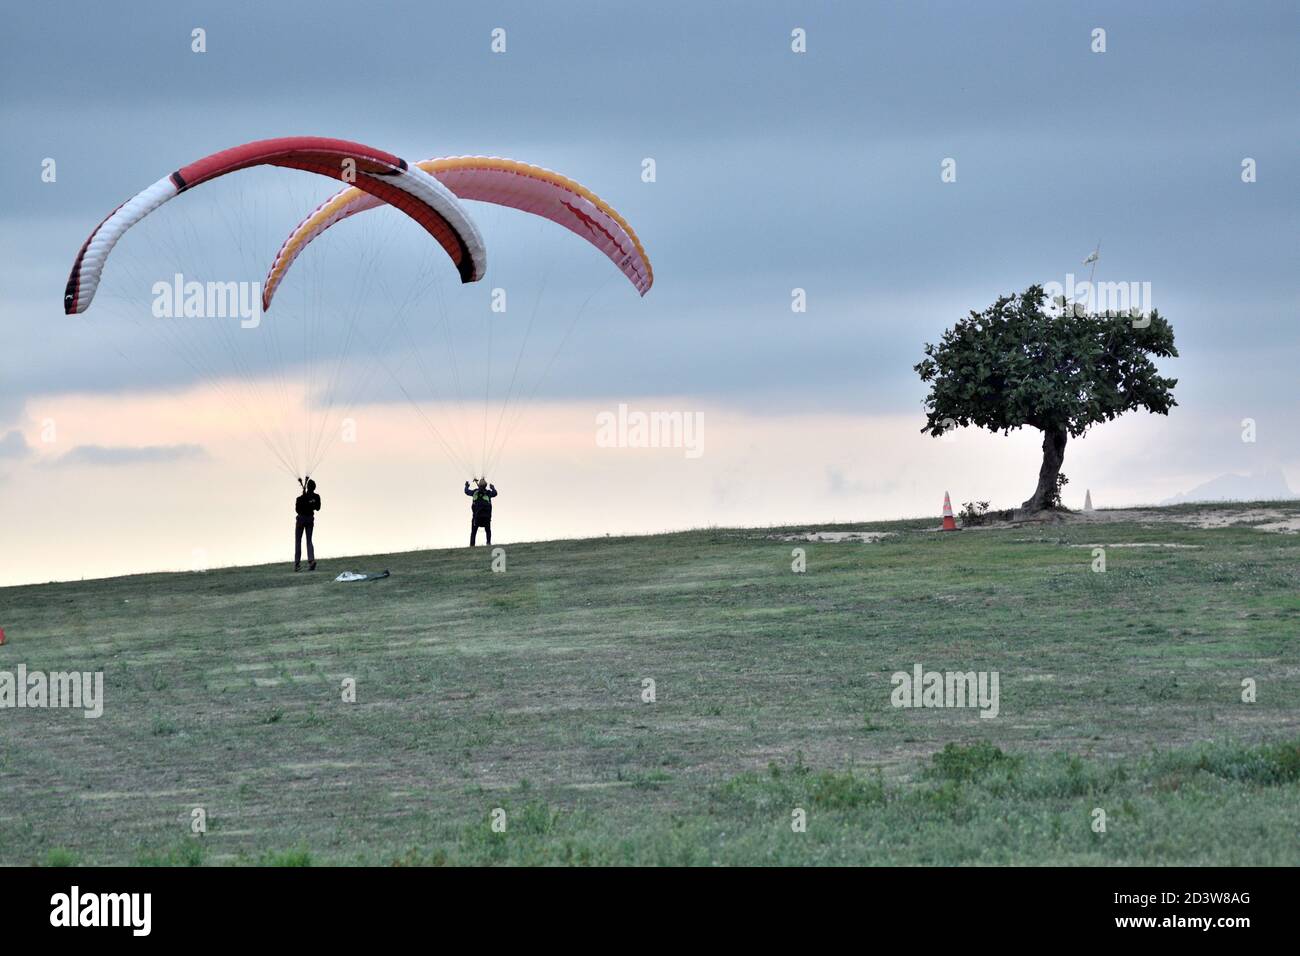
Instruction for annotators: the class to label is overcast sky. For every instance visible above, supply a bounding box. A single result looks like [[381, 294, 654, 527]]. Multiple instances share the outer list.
[[1, 1, 1296, 584]]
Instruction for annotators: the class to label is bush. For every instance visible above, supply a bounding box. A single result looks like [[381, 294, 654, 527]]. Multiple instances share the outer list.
[[928, 741, 1021, 782], [958, 501, 1014, 526], [1045, 472, 1070, 509]]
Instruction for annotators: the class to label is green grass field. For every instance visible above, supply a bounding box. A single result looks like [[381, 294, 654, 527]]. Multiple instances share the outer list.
[[2, 502, 1297, 865]]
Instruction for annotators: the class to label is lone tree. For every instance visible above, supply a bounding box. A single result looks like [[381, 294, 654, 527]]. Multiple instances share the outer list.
[[915, 285, 1178, 512]]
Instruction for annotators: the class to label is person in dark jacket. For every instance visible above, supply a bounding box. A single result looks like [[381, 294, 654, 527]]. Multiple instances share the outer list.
[[465, 477, 498, 546], [294, 478, 321, 571]]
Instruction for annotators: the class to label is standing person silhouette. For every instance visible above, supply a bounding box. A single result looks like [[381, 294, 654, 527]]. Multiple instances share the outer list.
[[294, 478, 321, 571], [465, 477, 497, 546]]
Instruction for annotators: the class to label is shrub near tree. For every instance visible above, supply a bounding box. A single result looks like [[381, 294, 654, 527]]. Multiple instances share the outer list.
[[915, 285, 1178, 513]]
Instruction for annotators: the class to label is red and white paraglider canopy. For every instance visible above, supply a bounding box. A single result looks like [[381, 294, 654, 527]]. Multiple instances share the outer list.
[[64, 136, 486, 314], [262, 156, 653, 311]]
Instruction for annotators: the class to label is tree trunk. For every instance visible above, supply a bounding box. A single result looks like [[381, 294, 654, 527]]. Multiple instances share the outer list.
[[1021, 427, 1068, 512]]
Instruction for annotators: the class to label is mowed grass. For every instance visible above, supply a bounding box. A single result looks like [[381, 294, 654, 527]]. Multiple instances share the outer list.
[[1, 502, 1297, 865]]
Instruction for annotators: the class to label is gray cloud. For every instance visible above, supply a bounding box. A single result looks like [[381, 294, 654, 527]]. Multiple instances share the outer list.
[[1161, 467, 1297, 505], [826, 465, 866, 497], [0, 429, 32, 459], [0, 0, 1295, 479], [49, 444, 207, 467]]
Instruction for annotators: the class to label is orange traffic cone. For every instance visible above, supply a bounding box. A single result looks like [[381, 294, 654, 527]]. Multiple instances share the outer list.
[[941, 492, 958, 531]]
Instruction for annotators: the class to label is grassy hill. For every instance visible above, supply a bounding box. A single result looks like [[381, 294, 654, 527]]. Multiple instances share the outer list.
[[1, 502, 1298, 865]]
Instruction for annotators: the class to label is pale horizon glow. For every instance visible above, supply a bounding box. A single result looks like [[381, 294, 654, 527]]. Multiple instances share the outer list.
[[1, 374, 1291, 586]]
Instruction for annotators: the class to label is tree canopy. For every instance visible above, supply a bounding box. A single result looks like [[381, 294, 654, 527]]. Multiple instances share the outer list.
[[915, 285, 1178, 510]]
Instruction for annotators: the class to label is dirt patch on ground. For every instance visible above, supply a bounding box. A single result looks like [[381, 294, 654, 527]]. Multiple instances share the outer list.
[[775, 504, 1299, 541], [1255, 519, 1300, 532], [1065, 542, 1203, 549], [969, 505, 1300, 533], [1180, 509, 1300, 530], [771, 531, 897, 543]]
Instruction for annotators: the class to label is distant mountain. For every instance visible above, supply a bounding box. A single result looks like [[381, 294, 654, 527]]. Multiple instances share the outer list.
[[1161, 468, 1298, 505]]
